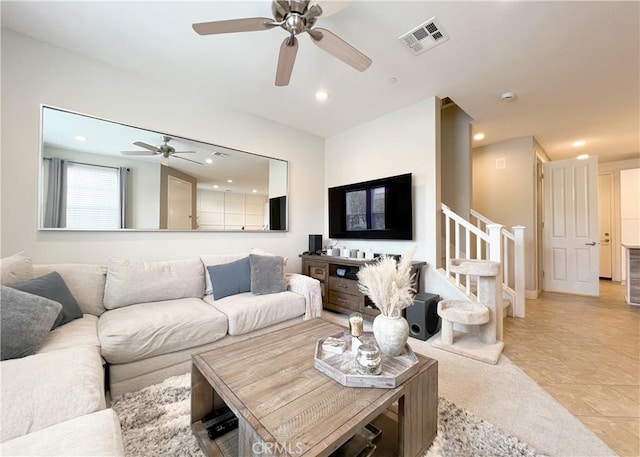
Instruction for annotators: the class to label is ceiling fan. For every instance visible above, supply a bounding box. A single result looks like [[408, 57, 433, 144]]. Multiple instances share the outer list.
[[121, 136, 202, 165], [192, 0, 372, 86]]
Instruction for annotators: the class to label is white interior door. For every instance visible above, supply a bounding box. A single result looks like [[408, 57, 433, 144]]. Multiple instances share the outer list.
[[167, 176, 192, 229], [598, 173, 613, 279], [543, 156, 599, 296]]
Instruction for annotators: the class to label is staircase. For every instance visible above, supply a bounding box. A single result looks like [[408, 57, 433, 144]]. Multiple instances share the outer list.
[[439, 204, 526, 318]]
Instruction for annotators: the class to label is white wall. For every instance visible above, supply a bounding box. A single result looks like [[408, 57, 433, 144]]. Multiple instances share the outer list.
[[441, 104, 472, 218], [472, 137, 537, 292], [1, 30, 325, 271], [324, 98, 441, 271]]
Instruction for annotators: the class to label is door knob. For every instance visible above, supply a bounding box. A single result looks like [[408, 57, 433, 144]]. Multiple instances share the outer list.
[[585, 241, 597, 246]]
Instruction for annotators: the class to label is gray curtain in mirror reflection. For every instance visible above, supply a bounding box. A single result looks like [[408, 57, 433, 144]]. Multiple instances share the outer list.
[[44, 158, 67, 228]]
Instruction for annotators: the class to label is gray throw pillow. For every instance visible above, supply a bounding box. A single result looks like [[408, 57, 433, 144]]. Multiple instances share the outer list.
[[11, 272, 83, 329], [249, 254, 287, 295], [207, 257, 251, 300], [1, 286, 63, 361]]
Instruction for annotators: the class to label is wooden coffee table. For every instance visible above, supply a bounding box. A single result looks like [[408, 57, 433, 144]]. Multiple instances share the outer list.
[[191, 318, 438, 457]]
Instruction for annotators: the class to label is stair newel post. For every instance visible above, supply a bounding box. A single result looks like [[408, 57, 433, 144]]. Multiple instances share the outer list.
[[487, 224, 503, 264], [486, 224, 503, 340], [513, 226, 526, 318], [443, 204, 452, 276]]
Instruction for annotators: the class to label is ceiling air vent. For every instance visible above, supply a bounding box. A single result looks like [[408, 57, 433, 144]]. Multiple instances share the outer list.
[[399, 17, 449, 55]]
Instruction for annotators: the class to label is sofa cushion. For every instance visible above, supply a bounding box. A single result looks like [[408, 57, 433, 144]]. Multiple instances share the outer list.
[[0, 346, 105, 442], [200, 253, 249, 296], [34, 264, 107, 316], [207, 257, 251, 300], [36, 314, 100, 355], [249, 254, 287, 295], [98, 297, 228, 364], [0, 286, 62, 361], [103, 257, 204, 309], [1, 409, 125, 456], [1, 253, 34, 286], [11, 272, 83, 328], [204, 291, 305, 336]]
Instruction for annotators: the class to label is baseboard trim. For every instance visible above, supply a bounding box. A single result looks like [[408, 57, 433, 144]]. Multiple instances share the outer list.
[[525, 290, 538, 299]]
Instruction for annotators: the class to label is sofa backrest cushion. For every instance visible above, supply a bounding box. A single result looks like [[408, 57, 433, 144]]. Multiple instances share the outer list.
[[1, 253, 35, 286], [33, 264, 108, 316], [103, 257, 204, 309]]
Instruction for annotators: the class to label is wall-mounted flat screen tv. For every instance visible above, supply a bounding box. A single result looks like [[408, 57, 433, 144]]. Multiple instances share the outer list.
[[328, 173, 413, 240]]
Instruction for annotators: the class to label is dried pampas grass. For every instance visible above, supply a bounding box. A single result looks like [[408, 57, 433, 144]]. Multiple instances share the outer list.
[[357, 246, 417, 317]]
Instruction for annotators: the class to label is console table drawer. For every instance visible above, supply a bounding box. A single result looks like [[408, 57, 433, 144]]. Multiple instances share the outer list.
[[328, 276, 360, 295], [308, 266, 327, 281], [329, 290, 362, 309]]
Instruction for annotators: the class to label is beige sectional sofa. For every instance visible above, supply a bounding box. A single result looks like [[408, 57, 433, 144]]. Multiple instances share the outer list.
[[0, 251, 322, 456]]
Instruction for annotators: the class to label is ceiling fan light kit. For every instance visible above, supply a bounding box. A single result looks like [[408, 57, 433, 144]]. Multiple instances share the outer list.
[[192, 0, 372, 86]]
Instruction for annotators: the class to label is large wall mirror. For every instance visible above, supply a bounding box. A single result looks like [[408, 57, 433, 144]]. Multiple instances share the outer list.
[[39, 106, 288, 231]]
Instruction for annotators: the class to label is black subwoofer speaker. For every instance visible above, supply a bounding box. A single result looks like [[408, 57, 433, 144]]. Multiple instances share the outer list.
[[308, 234, 322, 254], [406, 293, 441, 341]]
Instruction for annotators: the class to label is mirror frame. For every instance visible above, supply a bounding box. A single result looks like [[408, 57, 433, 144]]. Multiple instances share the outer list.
[[38, 105, 289, 232]]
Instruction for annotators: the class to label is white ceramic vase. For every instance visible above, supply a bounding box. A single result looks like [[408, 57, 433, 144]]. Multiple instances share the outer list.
[[372, 314, 409, 357]]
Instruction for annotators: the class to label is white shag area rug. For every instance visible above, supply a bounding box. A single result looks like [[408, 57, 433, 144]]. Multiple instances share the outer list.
[[111, 373, 546, 457]]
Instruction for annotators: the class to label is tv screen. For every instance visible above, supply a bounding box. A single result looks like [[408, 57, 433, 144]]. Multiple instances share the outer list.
[[328, 173, 413, 240]]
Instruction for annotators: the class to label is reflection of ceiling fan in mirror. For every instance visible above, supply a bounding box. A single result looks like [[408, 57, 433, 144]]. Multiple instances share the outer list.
[[192, 0, 371, 86], [121, 135, 202, 165]]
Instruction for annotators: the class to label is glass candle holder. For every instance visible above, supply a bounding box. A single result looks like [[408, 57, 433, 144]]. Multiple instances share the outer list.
[[349, 312, 363, 337], [355, 344, 382, 375]]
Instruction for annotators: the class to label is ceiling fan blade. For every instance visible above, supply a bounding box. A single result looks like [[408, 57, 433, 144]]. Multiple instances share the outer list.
[[173, 151, 197, 154], [302, 4, 323, 19], [308, 27, 371, 72], [133, 141, 158, 152], [121, 150, 156, 156], [173, 155, 203, 165], [272, 0, 290, 19], [290, 0, 310, 14], [275, 36, 299, 87], [192, 17, 275, 35]]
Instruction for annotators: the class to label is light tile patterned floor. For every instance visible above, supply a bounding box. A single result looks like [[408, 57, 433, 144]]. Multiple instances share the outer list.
[[504, 281, 640, 457]]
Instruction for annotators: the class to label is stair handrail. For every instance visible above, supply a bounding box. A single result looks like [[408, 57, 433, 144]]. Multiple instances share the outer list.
[[470, 208, 526, 318], [441, 204, 495, 297], [442, 204, 525, 318]]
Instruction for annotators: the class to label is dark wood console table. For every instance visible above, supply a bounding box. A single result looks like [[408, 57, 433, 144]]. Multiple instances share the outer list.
[[300, 254, 426, 319]]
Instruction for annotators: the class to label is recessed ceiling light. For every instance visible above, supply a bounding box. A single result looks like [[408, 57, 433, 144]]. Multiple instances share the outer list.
[[576, 154, 589, 160], [213, 184, 219, 189], [572, 140, 586, 148], [205, 158, 213, 164], [315, 90, 329, 101], [227, 179, 233, 183], [252, 189, 257, 193], [473, 133, 485, 141], [74, 135, 87, 142]]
